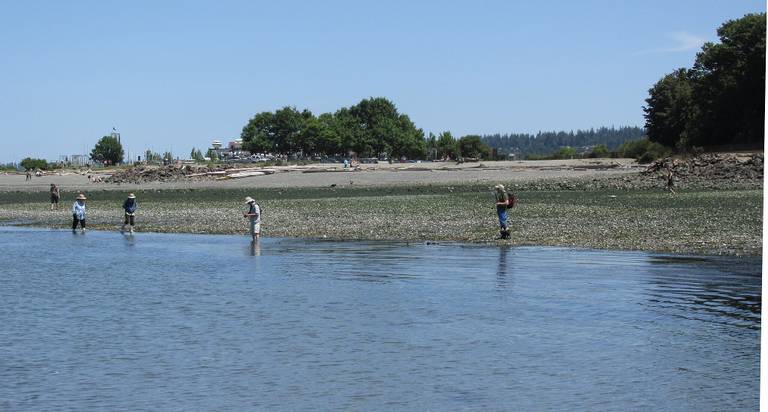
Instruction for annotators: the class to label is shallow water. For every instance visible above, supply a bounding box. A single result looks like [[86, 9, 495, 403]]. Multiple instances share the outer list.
[[0, 227, 760, 411]]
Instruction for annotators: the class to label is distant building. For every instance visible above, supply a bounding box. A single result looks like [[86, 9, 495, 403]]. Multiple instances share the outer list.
[[59, 154, 89, 167], [208, 138, 250, 161]]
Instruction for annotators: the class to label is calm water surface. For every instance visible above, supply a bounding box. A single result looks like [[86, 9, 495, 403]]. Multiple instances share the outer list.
[[0, 227, 760, 411]]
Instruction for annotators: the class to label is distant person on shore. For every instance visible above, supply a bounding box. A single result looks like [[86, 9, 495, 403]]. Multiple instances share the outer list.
[[72, 193, 87, 232], [666, 162, 676, 195], [122, 193, 138, 233], [25, 171, 31, 181], [494, 184, 511, 239], [50, 184, 60, 210], [243, 196, 261, 241]]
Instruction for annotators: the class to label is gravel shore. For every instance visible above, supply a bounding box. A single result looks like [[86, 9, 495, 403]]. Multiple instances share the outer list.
[[1, 156, 761, 255], [0, 169, 761, 256]]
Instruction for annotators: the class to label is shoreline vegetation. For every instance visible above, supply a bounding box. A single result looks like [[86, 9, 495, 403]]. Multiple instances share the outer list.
[[0, 157, 762, 256]]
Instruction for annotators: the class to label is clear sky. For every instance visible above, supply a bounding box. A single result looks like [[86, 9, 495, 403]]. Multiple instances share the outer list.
[[0, 0, 764, 163]]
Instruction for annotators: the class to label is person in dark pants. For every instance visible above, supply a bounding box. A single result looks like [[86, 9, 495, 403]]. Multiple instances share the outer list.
[[122, 193, 138, 233], [666, 162, 676, 195], [494, 184, 511, 239], [50, 184, 60, 210], [72, 193, 87, 232]]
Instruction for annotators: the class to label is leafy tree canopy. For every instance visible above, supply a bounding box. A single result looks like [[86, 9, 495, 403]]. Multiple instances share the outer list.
[[90, 135, 124, 165], [20, 157, 48, 170], [644, 13, 765, 149]]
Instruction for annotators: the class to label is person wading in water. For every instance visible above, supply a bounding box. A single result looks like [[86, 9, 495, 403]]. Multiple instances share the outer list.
[[72, 193, 87, 233], [243, 196, 261, 242], [122, 193, 138, 233]]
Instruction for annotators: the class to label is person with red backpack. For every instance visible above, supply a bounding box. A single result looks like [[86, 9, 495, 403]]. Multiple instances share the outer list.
[[494, 184, 513, 239]]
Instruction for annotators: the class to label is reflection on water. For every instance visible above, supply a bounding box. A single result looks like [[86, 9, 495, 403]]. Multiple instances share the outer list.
[[496, 246, 511, 289], [0, 227, 760, 411], [249, 239, 261, 256]]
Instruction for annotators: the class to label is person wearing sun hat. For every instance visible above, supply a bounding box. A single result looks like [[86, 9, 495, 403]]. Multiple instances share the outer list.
[[122, 193, 138, 233], [72, 193, 87, 232], [243, 196, 261, 241]]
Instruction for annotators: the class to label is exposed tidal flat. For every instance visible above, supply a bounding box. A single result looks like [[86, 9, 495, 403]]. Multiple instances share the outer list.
[[0, 174, 761, 256]]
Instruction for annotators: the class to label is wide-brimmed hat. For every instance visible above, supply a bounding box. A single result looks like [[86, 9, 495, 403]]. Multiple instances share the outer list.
[[76, 193, 87, 200], [494, 184, 505, 191], [127, 193, 136, 199], [244, 196, 255, 204]]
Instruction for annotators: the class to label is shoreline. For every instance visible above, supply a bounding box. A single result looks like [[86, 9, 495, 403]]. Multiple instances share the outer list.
[[2, 224, 762, 261], [0, 172, 761, 256]]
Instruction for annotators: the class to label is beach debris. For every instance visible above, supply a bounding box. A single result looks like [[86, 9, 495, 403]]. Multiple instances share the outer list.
[[103, 165, 278, 184], [643, 153, 763, 185]]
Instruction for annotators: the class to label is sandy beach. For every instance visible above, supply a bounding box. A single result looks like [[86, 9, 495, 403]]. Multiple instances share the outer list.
[[0, 159, 641, 192]]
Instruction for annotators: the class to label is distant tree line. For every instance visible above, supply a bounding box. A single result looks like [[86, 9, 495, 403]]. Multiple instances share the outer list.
[[644, 13, 765, 150], [481, 126, 646, 159]]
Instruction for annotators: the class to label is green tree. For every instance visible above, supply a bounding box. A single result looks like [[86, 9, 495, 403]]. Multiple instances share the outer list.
[[588, 144, 610, 158], [643, 13, 765, 150], [20, 157, 48, 170], [90, 135, 124, 165], [458, 135, 491, 159], [205, 149, 219, 161], [347, 97, 425, 159], [643, 68, 695, 148], [190, 148, 205, 162], [689, 13, 765, 147], [315, 113, 342, 155], [436, 131, 459, 159], [273, 106, 307, 154], [241, 111, 276, 154]]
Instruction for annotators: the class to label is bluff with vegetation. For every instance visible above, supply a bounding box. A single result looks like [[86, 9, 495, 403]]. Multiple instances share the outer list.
[[644, 13, 765, 150]]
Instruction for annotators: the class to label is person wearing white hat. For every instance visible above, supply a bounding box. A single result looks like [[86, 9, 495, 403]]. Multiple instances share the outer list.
[[122, 193, 138, 233], [494, 184, 510, 239], [72, 193, 87, 232], [243, 196, 261, 241]]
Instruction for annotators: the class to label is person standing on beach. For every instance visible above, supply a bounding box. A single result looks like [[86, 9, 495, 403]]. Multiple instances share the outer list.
[[666, 162, 676, 195], [50, 184, 60, 210], [25, 171, 31, 181], [494, 184, 511, 239], [72, 193, 87, 232], [122, 193, 138, 233], [243, 196, 261, 242]]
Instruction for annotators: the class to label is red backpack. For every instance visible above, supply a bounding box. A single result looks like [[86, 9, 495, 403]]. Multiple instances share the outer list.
[[506, 193, 517, 209]]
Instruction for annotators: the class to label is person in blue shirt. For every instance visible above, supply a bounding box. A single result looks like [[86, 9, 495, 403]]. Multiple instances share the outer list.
[[72, 193, 87, 232], [122, 193, 138, 233]]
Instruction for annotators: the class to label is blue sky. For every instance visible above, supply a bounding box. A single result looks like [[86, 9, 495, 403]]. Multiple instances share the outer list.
[[0, 0, 764, 163]]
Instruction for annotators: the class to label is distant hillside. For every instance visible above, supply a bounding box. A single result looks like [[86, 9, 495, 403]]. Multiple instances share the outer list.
[[482, 126, 646, 159]]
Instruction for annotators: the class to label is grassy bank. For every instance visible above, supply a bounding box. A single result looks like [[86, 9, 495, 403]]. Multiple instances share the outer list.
[[0, 179, 761, 256]]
